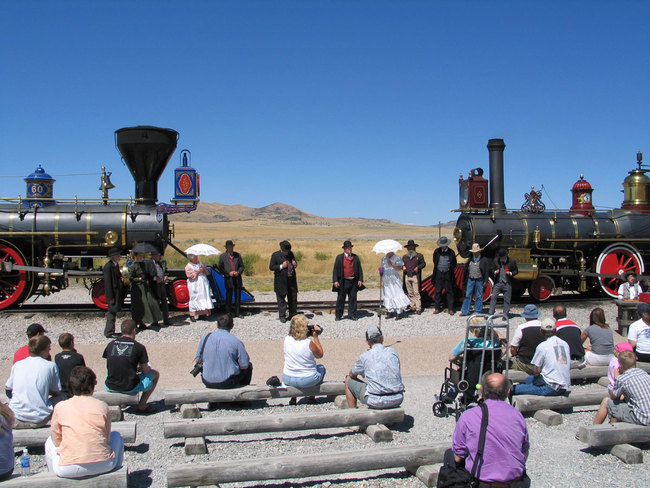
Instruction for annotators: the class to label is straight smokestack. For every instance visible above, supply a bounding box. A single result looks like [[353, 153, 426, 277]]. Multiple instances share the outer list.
[[487, 138, 506, 212]]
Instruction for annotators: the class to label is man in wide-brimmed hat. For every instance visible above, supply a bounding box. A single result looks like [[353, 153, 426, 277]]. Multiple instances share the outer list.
[[488, 247, 519, 316], [269, 240, 298, 323], [218, 240, 245, 317], [618, 270, 643, 300], [332, 240, 364, 320], [460, 243, 490, 316], [103, 248, 124, 338], [402, 240, 426, 315], [432, 236, 457, 315]]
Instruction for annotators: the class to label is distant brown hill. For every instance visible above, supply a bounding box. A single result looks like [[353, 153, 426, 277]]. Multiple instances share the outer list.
[[170, 201, 403, 226]]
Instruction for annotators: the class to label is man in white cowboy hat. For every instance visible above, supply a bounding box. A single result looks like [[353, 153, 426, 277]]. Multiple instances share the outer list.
[[510, 304, 545, 375], [332, 240, 364, 321], [618, 270, 643, 300], [432, 236, 457, 315], [402, 240, 426, 315], [218, 240, 245, 317], [460, 243, 490, 316]]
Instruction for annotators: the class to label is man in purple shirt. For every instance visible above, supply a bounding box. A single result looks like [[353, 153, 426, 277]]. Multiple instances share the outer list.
[[445, 372, 530, 486]]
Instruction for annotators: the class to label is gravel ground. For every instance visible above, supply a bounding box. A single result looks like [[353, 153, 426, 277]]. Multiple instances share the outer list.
[[1, 287, 649, 487]]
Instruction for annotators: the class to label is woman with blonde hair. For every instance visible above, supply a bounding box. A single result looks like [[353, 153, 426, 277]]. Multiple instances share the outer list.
[[283, 315, 325, 403], [581, 307, 614, 366], [0, 403, 14, 480]]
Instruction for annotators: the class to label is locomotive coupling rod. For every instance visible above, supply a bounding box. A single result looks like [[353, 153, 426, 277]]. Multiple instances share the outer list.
[[4, 264, 102, 276]]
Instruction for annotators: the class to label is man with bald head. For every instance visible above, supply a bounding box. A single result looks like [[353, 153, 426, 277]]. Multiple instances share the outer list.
[[444, 372, 530, 487]]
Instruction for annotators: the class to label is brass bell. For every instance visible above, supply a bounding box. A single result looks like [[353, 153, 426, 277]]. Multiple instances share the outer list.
[[99, 166, 115, 204]]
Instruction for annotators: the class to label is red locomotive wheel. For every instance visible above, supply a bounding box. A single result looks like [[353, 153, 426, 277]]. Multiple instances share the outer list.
[[168, 279, 189, 309], [529, 275, 554, 302], [596, 243, 644, 298], [0, 240, 30, 310], [91, 280, 109, 310], [482, 279, 493, 303]]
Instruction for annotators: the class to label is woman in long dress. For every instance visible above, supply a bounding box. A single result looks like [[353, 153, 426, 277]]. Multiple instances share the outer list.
[[127, 252, 162, 330], [381, 251, 411, 320], [184, 253, 214, 321]]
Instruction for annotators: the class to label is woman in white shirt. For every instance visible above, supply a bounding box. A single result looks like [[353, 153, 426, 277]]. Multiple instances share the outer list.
[[282, 314, 325, 393]]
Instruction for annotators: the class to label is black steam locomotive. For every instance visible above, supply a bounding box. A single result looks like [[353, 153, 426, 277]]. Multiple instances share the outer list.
[[0, 126, 199, 310], [453, 139, 650, 301]]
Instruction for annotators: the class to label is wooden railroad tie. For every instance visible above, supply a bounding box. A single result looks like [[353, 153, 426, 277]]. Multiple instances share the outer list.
[[2, 466, 128, 487], [13, 422, 137, 448], [577, 423, 650, 464]]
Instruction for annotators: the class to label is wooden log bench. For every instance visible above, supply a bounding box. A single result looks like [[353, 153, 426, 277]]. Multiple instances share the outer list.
[[166, 442, 449, 487], [12, 421, 137, 448], [164, 408, 404, 446], [93, 391, 141, 421], [509, 362, 650, 384], [2, 466, 127, 487], [577, 423, 650, 464], [512, 389, 607, 414], [163, 381, 346, 406]]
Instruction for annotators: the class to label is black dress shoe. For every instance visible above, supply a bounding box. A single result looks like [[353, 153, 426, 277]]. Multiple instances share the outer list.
[[189, 316, 196, 322], [105, 332, 120, 339], [163, 319, 172, 326], [279, 317, 287, 323], [335, 316, 343, 321], [348, 315, 358, 321]]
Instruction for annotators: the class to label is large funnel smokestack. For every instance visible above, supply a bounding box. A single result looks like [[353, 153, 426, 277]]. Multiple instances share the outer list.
[[115, 126, 178, 205], [487, 138, 506, 212]]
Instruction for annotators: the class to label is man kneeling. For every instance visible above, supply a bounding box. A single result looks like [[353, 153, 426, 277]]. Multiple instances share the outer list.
[[345, 326, 404, 409], [46, 366, 123, 478]]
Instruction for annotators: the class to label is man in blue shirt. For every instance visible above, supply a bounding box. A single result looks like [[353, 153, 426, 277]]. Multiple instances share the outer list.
[[195, 314, 252, 389]]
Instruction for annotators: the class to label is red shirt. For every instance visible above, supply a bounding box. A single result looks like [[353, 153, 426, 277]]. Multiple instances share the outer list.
[[13, 345, 51, 363]]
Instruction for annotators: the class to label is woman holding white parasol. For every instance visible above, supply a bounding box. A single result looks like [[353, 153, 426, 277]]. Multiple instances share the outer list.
[[373, 240, 411, 320], [184, 244, 218, 322]]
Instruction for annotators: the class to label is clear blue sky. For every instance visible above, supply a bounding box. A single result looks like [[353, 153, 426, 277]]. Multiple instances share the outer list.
[[1, 1, 648, 226]]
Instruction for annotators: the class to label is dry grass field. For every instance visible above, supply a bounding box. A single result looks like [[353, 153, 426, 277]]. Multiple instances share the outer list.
[[167, 219, 456, 291]]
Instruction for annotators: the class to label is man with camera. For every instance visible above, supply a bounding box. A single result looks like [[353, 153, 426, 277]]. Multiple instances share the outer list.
[[193, 314, 252, 390], [344, 325, 404, 409]]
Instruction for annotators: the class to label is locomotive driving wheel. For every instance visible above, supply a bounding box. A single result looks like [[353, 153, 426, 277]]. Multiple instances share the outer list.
[[529, 274, 554, 302], [596, 243, 644, 298], [168, 279, 189, 310], [91, 280, 109, 310], [0, 240, 33, 310]]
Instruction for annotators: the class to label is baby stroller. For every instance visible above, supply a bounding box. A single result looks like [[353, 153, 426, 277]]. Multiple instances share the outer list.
[[432, 313, 510, 419]]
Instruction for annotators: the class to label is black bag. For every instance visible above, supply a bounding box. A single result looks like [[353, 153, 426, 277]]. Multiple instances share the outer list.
[[437, 401, 489, 488], [190, 332, 212, 377]]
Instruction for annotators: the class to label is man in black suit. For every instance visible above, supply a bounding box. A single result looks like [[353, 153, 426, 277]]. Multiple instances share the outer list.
[[103, 248, 124, 338], [332, 240, 364, 321], [269, 240, 298, 323], [217, 240, 245, 317], [149, 251, 171, 325], [433, 236, 457, 315]]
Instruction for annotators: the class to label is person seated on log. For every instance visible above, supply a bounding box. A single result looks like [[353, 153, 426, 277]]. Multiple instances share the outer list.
[[553, 305, 586, 369], [55, 333, 86, 397], [282, 314, 325, 405], [195, 313, 252, 391], [441, 372, 530, 488], [627, 302, 650, 363], [511, 318, 571, 397], [509, 304, 544, 376], [103, 319, 159, 415], [618, 271, 643, 300], [0, 402, 14, 481], [45, 366, 124, 478], [593, 350, 650, 426], [5, 335, 62, 428], [345, 325, 404, 409], [608, 342, 635, 393], [582, 307, 614, 367], [13, 323, 50, 363]]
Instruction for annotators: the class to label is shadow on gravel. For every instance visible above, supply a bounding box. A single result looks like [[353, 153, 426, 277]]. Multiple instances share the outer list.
[[201, 430, 357, 446], [127, 399, 172, 415], [392, 413, 415, 433], [235, 470, 413, 487], [128, 468, 153, 487], [125, 443, 150, 454]]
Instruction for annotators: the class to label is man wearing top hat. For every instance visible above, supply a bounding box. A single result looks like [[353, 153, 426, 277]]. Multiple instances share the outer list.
[[148, 250, 171, 326], [333, 240, 364, 321], [402, 240, 426, 315], [432, 236, 457, 315], [488, 247, 519, 317], [218, 240, 245, 317], [460, 243, 490, 316], [103, 248, 124, 338], [269, 240, 298, 323]]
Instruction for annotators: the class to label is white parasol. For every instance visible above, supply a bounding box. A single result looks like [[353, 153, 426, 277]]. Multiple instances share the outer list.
[[185, 243, 221, 256], [372, 239, 403, 254]]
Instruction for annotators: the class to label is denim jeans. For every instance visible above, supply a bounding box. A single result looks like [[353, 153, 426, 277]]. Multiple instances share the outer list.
[[512, 375, 562, 396], [461, 278, 483, 315], [283, 364, 326, 388]]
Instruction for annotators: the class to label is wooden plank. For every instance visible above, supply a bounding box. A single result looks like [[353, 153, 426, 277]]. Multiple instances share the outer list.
[[180, 404, 200, 419], [164, 381, 346, 405], [184, 436, 207, 455], [93, 391, 140, 406], [334, 395, 349, 409], [166, 443, 449, 487], [164, 408, 404, 438], [108, 406, 123, 422], [577, 422, 650, 447], [509, 367, 608, 384], [13, 422, 137, 448], [2, 466, 127, 487], [406, 464, 440, 487], [363, 424, 393, 442], [513, 389, 607, 413], [533, 409, 563, 426], [609, 444, 644, 464]]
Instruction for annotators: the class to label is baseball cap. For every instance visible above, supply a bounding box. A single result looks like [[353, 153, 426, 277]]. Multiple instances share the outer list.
[[540, 318, 556, 331], [26, 323, 46, 338], [614, 342, 634, 353], [637, 302, 650, 315], [366, 325, 383, 340]]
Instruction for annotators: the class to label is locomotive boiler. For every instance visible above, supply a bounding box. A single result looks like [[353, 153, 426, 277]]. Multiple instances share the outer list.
[[0, 126, 199, 310], [453, 139, 650, 301]]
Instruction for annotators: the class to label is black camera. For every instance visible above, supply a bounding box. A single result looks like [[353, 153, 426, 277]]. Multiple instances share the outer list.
[[190, 361, 203, 377], [306, 324, 323, 337]]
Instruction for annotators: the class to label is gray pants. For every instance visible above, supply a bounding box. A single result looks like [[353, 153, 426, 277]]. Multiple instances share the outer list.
[[489, 281, 512, 315]]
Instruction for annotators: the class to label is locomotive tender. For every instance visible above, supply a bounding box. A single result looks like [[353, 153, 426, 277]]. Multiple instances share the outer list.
[[0, 126, 199, 310], [453, 139, 650, 301]]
